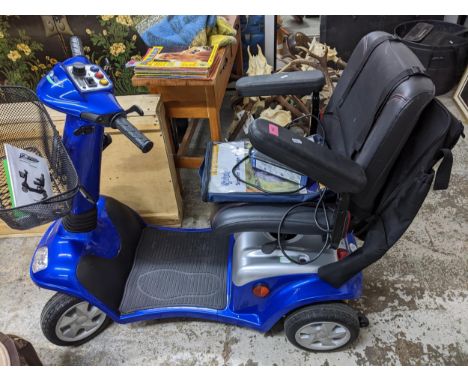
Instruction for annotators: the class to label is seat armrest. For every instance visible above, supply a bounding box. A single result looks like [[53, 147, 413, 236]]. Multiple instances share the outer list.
[[249, 119, 367, 194], [236, 70, 325, 97]]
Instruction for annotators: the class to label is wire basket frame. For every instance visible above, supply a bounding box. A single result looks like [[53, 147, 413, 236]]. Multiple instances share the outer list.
[[0, 86, 79, 230]]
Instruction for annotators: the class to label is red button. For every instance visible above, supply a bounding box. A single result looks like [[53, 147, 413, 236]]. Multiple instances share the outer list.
[[95, 72, 104, 79]]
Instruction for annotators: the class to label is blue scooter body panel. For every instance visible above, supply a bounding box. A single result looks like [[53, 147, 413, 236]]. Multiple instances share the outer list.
[[36, 56, 121, 118], [37, 56, 121, 214], [31, 196, 362, 332]]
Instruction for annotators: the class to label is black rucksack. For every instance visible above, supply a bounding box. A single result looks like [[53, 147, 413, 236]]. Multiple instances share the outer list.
[[319, 97, 464, 288], [358, 99, 464, 235]]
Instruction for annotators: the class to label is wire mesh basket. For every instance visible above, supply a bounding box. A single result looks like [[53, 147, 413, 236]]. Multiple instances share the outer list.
[[0, 86, 79, 230]]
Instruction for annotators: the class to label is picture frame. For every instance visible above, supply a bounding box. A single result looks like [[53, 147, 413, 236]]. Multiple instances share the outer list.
[[453, 66, 468, 122]]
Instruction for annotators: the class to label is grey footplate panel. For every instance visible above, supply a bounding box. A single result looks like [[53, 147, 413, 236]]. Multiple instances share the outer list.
[[119, 228, 229, 313]]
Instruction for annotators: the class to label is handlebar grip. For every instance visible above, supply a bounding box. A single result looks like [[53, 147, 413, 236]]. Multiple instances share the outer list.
[[112, 117, 154, 153], [70, 36, 85, 57]]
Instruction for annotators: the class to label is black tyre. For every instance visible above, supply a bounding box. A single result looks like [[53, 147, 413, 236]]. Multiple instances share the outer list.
[[284, 302, 360, 352], [41, 293, 111, 346]]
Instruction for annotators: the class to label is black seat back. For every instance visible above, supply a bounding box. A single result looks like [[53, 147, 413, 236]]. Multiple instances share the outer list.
[[239, 32, 463, 287], [323, 32, 435, 216], [317, 32, 464, 287]]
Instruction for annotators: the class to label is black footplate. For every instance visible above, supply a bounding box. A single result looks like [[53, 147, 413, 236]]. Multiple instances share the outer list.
[[119, 228, 230, 313]]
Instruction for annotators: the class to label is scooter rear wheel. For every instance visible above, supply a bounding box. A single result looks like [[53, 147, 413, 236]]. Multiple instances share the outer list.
[[284, 302, 360, 352], [41, 293, 111, 346]]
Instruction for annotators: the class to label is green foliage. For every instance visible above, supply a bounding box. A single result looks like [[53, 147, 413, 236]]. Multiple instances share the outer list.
[[86, 16, 145, 95], [0, 16, 145, 95], [0, 17, 50, 88]]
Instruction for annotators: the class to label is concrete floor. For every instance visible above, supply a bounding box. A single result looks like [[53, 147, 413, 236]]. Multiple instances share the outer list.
[[0, 94, 466, 365]]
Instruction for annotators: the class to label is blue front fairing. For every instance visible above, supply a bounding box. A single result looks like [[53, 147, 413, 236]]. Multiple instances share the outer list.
[[36, 56, 122, 118], [36, 56, 123, 214]]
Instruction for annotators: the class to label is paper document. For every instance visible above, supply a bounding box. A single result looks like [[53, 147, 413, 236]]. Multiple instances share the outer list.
[[3, 144, 53, 207]]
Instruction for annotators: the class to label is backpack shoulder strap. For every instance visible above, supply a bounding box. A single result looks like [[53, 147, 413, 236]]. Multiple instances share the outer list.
[[433, 148, 453, 190]]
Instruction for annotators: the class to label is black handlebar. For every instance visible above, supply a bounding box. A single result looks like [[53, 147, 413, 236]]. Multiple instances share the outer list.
[[112, 117, 154, 153], [70, 36, 85, 57]]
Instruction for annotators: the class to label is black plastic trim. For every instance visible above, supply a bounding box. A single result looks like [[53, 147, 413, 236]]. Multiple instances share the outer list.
[[63, 207, 97, 232], [76, 197, 145, 312], [211, 203, 335, 235], [236, 70, 325, 97]]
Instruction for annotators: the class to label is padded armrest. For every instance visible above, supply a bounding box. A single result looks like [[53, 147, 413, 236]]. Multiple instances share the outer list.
[[249, 119, 367, 194], [236, 71, 325, 97]]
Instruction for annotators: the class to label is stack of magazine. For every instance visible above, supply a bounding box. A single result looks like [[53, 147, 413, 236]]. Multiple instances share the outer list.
[[129, 45, 220, 79]]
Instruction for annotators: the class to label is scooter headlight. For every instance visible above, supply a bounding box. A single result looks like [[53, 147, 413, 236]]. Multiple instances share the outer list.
[[32, 246, 48, 273]]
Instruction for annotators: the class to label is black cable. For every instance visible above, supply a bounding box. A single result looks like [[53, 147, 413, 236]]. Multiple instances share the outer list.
[[231, 110, 332, 264], [284, 113, 327, 145], [343, 212, 351, 254], [232, 107, 327, 194], [231, 146, 307, 194], [229, 132, 332, 264], [284, 113, 313, 129], [284, 112, 332, 260], [276, 199, 331, 265], [313, 187, 333, 233]]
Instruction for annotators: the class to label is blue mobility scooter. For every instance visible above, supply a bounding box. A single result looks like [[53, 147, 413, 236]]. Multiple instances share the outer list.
[[0, 32, 462, 352]]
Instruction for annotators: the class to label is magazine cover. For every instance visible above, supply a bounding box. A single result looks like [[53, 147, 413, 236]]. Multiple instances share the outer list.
[[136, 45, 219, 69]]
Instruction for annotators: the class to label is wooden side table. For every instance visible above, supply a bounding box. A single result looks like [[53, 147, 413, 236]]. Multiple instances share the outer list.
[[132, 16, 243, 169]]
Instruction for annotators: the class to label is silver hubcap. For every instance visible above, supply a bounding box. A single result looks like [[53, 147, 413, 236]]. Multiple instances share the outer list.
[[55, 301, 106, 342], [295, 321, 351, 350]]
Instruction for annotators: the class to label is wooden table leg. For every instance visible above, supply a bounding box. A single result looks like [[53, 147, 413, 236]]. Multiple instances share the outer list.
[[234, 37, 244, 76], [177, 119, 200, 157], [175, 156, 203, 169], [207, 106, 221, 141], [174, 119, 204, 169]]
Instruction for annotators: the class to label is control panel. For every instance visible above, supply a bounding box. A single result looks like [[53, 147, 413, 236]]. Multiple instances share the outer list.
[[65, 63, 112, 93]]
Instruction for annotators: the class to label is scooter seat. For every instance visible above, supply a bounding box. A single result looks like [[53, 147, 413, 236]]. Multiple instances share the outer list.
[[211, 203, 335, 235]]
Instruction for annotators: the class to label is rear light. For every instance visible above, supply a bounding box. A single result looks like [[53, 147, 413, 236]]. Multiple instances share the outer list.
[[252, 284, 270, 298], [337, 248, 349, 261]]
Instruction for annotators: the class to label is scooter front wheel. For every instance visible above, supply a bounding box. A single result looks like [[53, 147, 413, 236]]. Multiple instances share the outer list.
[[41, 293, 111, 346]]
